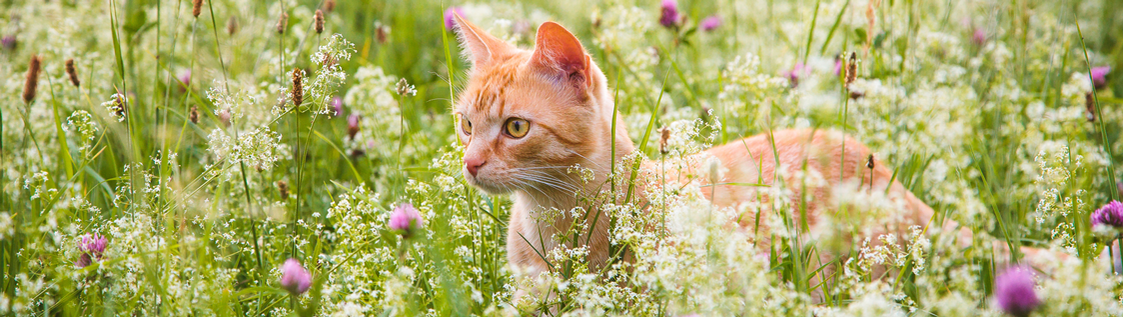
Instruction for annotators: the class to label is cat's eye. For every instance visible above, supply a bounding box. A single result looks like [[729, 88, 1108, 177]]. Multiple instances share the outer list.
[[504, 118, 530, 138], [459, 115, 472, 135]]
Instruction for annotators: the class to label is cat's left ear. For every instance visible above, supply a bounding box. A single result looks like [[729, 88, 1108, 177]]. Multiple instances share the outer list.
[[454, 13, 516, 68], [530, 22, 592, 90]]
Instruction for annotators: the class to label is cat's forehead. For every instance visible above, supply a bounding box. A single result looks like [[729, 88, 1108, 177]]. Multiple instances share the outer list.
[[459, 56, 530, 116]]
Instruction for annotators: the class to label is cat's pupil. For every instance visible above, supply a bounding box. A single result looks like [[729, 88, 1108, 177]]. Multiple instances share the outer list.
[[505, 118, 529, 138]]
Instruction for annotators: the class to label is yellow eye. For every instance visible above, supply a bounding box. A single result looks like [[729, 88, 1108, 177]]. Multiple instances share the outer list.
[[460, 115, 472, 135], [505, 118, 530, 138]]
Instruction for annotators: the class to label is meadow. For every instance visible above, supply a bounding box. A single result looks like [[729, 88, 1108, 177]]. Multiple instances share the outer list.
[[2, 0, 1123, 315]]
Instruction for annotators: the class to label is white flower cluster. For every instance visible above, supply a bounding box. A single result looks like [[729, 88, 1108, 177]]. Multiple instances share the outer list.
[[0, 212, 13, 240], [99, 93, 127, 122], [64, 110, 99, 157], [206, 84, 259, 126], [305, 34, 355, 115], [341, 66, 404, 162], [205, 126, 289, 176]]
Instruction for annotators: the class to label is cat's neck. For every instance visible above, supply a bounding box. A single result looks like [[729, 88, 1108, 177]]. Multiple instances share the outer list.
[[505, 110, 641, 273], [511, 131, 640, 220]]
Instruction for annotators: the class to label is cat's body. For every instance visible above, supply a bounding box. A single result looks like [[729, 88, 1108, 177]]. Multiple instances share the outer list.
[[503, 128, 942, 276], [450, 15, 975, 297]]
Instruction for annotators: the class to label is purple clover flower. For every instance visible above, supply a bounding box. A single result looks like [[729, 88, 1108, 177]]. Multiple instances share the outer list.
[[331, 96, 343, 117], [80, 233, 108, 255], [787, 62, 807, 88], [346, 113, 360, 139], [178, 70, 191, 93], [1, 35, 15, 51], [178, 70, 191, 87], [444, 7, 464, 31], [700, 15, 721, 32], [76, 233, 108, 268], [972, 28, 987, 46], [1091, 66, 1110, 90], [659, 0, 680, 28], [994, 266, 1041, 317], [389, 203, 424, 237], [1091, 200, 1123, 229], [280, 258, 312, 295]]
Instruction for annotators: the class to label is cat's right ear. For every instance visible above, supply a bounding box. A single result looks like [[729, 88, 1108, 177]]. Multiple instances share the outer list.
[[453, 13, 514, 68]]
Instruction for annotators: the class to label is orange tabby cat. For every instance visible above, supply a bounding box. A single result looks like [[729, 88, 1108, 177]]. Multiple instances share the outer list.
[[450, 15, 1041, 300]]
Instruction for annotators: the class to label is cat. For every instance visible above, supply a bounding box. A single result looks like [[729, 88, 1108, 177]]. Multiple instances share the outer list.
[[449, 15, 1057, 303]]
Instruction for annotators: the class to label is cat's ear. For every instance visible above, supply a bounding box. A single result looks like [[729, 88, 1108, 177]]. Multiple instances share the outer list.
[[453, 13, 514, 68], [530, 22, 591, 89]]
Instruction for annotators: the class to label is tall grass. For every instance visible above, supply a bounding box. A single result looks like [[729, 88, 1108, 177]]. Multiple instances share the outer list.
[[1, 0, 1122, 315]]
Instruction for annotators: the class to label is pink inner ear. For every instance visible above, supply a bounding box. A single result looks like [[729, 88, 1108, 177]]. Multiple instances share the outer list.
[[532, 22, 588, 82]]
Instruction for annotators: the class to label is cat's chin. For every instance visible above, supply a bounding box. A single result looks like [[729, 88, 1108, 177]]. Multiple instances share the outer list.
[[463, 174, 515, 195], [469, 183, 513, 195]]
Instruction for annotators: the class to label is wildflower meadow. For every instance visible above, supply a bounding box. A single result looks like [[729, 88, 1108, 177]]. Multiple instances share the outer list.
[[4, 0, 1123, 316]]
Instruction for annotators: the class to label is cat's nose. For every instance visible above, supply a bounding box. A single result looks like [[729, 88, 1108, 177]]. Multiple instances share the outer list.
[[465, 158, 486, 177]]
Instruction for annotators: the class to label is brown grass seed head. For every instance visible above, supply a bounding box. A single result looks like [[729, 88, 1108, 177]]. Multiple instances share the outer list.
[[314, 10, 324, 34], [66, 58, 80, 87], [192, 0, 203, 17], [22, 55, 41, 104], [291, 68, 303, 107]]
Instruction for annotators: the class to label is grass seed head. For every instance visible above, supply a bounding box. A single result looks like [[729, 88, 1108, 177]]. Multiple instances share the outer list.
[[291, 68, 303, 107], [23, 55, 41, 104], [189, 106, 199, 124], [659, 128, 670, 155], [114, 92, 127, 118], [276, 12, 289, 34], [314, 10, 325, 34], [277, 180, 289, 200], [376, 23, 389, 44], [65, 58, 80, 87], [192, 0, 203, 17], [845, 52, 857, 88], [227, 16, 238, 34]]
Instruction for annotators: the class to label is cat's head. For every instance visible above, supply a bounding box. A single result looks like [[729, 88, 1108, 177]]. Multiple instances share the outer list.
[[452, 15, 633, 195]]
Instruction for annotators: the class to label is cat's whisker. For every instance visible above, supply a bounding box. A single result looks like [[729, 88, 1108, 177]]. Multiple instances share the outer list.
[[509, 166, 575, 171], [512, 168, 586, 188], [518, 171, 581, 193], [512, 178, 565, 207], [563, 149, 607, 170], [515, 173, 580, 198], [518, 176, 577, 195], [518, 168, 583, 184]]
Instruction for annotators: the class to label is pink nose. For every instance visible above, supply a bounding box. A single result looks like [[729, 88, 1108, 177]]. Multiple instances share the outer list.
[[465, 158, 486, 177]]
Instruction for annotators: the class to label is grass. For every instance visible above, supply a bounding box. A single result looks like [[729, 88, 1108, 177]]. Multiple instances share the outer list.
[[1, 0, 1123, 315]]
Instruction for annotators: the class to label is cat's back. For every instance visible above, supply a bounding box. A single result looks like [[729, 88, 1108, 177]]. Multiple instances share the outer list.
[[696, 129, 931, 229], [707, 129, 876, 188]]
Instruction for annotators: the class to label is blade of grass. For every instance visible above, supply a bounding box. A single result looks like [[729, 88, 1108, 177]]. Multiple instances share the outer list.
[[803, 0, 822, 64]]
